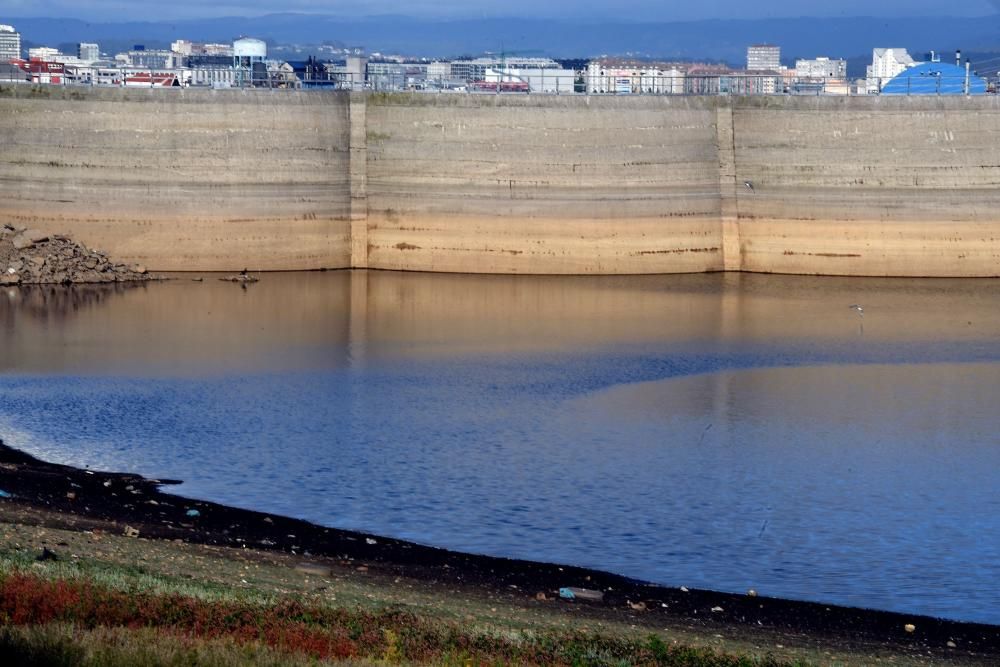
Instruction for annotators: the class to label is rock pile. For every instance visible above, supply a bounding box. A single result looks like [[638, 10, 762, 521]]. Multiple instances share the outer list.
[[1, 224, 156, 285]]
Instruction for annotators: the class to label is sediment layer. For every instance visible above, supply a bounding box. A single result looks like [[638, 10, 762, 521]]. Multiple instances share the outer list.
[[1, 86, 999, 276]]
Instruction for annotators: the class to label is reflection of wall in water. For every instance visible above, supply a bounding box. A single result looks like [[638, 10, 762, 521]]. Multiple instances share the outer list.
[[5, 272, 1000, 373]]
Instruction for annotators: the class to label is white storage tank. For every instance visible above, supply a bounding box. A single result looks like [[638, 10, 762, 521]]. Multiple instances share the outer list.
[[233, 38, 266, 59]]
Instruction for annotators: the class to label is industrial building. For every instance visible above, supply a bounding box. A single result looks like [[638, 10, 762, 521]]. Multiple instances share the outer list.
[[233, 37, 267, 86], [0, 24, 20, 62], [426, 62, 451, 84], [120, 47, 177, 69], [24, 60, 65, 84], [482, 67, 575, 93], [0, 62, 26, 81], [451, 57, 563, 82], [366, 60, 424, 90], [881, 61, 986, 95], [123, 71, 181, 87]]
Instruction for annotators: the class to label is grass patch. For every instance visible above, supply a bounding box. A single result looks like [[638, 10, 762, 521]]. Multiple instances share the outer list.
[[0, 570, 803, 666], [0, 624, 373, 667]]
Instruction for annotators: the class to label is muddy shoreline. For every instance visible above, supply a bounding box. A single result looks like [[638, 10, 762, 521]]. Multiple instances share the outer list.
[[0, 441, 997, 661]]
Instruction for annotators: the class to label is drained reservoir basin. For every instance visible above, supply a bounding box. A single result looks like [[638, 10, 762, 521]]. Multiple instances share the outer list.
[[0, 271, 998, 624]]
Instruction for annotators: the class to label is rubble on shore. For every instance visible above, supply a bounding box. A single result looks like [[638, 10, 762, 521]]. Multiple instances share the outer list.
[[0, 224, 156, 285], [219, 273, 259, 284]]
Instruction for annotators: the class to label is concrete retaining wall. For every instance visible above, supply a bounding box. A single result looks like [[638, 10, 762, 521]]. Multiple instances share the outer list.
[[0, 86, 352, 271], [732, 96, 1000, 276], [2, 86, 999, 276], [366, 94, 724, 274]]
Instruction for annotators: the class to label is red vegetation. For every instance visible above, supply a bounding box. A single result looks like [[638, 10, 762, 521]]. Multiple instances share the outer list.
[[0, 573, 362, 660], [0, 571, 779, 665]]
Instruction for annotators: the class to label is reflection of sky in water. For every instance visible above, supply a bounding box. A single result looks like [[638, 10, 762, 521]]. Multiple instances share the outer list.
[[1, 273, 999, 623]]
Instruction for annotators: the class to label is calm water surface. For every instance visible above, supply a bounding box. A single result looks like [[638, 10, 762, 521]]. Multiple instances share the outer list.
[[1, 271, 998, 623]]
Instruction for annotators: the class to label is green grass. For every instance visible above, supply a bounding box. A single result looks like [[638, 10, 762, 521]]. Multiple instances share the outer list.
[[0, 624, 372, 667], [0, 522, 867, 665], [0, 568, 804, 666]]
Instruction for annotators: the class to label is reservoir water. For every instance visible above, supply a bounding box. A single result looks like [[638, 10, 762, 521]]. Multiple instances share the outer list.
[[1, 271, 998, 624]]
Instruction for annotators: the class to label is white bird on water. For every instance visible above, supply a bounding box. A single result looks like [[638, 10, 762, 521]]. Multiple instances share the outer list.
[[849, 304, 864, 317]]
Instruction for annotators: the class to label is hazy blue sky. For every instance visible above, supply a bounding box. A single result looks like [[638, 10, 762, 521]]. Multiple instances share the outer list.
[[1, 0, 998, 21]]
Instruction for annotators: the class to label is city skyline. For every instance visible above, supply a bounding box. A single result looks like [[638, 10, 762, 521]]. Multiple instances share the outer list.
[[2, 0, 999, 22]]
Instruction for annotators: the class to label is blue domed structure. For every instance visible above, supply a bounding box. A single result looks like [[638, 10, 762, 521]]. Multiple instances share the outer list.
[[881, 62, 986, 95]]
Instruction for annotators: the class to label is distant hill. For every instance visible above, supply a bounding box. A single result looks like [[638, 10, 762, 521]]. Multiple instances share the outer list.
[[10, 13, 1000, 75]]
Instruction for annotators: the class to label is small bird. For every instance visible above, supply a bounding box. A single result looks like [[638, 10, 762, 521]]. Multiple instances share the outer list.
[[743, 180, 755, 192], [849, 304, 864, 317]]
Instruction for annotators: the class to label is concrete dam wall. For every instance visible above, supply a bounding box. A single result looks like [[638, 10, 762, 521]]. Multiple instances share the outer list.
[[2, 86, 999, 276], [0, 87, 354, 272]]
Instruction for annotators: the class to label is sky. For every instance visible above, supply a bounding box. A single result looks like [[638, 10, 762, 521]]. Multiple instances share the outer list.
[[1, 0, 998, 22]]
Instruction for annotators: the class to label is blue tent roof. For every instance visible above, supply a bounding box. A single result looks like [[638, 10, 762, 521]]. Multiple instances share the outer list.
[[881, 62, 987, 95]]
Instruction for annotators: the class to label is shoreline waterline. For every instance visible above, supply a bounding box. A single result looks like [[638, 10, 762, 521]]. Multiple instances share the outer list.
[[0, 439, 998, 660]]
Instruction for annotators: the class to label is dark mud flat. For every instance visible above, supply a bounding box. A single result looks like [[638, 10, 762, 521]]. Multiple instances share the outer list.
[[0, 441, 997, 663]]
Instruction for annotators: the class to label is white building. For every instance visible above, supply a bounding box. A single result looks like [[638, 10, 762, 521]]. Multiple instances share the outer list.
[[187, 66, 237, 88], [451, 57, 563, 83], [78, 43, 99, 61], [172, 40, 233, 57], [28, 46, 61, 61], [120, 49, 177, 69], [426, 61, 451, 83], [867, 48, 917, 93], [747, 44, 781, 71], [483, 67, 575, 93], [586, 59, 686, 94], [795, 57, 847, 79], [171, 40, 193, 56], [0, 24, 20, 62]]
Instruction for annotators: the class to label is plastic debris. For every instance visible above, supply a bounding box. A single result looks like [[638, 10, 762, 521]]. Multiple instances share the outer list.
[[558, 587, 604, 602], [124, 526, 140, 538], [0, 489, 11, 498], [365, 538, 377, 545], [185, 509, 200, 517], [904, 624, 916, 633], [711, 606, 724, 613]]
